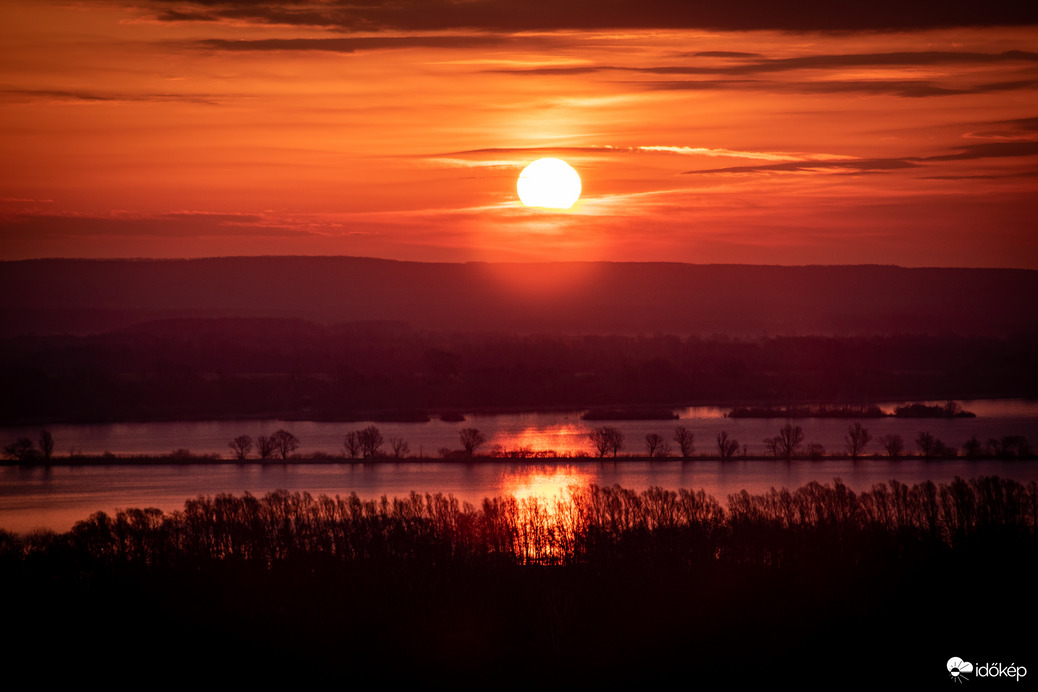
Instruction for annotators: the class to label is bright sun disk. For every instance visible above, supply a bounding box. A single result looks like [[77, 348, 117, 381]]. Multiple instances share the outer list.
[[517, 158, 581, 209]]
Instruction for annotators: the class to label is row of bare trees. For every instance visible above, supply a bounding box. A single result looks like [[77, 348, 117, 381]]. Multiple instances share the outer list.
[[583, 425, 750, 460], [759, 424, 1026, 461], [585, 423, 1031, 460], [584, 424, 762, 459], [227, 430, 299, 460], [343, 426, 392, 459], [22, 476, 1035, 569], [587, 426, 701, 458], [218, 427, 1028, 462], [2, 430, 54, 463], [6, 424, 1027, 463], [341, 426, 487, 459]]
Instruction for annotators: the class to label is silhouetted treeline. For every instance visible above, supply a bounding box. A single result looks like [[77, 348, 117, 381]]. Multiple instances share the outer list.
[[4, 477, 1026, 568], [3, 477, 1034, 684], [3, 321, 1036, 422]]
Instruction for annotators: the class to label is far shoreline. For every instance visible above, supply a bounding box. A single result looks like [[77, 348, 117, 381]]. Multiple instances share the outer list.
[[1, 396, 1016, 429]]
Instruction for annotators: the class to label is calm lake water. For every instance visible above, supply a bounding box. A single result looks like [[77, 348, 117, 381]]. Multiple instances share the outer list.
[[2, 399, 1036, 534]]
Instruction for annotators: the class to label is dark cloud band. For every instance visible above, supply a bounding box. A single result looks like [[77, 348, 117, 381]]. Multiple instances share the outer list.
[[151, 0, 1038, 31]]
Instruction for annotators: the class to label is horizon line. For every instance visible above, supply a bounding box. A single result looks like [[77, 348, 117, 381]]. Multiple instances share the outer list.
[[3, 254, 1035, 272]]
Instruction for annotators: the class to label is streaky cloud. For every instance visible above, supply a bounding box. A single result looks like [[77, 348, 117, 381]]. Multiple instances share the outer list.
[[488, 50, 1038, 75], [922, 171, 1038, 180], [425, 146, 613, 158], [426, 144, 827, 163], [686, 140, 1038, 175], [638, 77, 1036, 98], [1, 88, 221, 105], [633, 146, 845, 162], [925, 141, 1038, 161], [690, 51, 761, 58], [685, 158, 922, 175], [197, 35, 519, 53], [429, 145, 858, 168], [0, 212, 299, 238]]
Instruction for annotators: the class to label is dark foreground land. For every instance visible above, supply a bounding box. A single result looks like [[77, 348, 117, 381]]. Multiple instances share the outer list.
[[3, 478, 1035, 686]]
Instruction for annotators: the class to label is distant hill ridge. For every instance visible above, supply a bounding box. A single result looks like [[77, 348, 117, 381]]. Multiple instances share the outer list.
[[1, 256, 1034, 336]]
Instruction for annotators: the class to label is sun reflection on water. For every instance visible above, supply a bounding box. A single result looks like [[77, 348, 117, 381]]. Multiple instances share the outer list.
[[498, 465, 596, 504], [489, 424, 589, 457], [492, 465, 599, 564]]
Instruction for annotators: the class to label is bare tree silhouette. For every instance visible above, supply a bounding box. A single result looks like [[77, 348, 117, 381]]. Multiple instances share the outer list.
[[716, 430, 739, 459], [963, 435, 983, 459], [767, 424, 804, 461], [845, 422, 872, 460], [588, 428, 610, 458], [673, 426, 695, 458], [460, 428, 487, 457], [989, 435, 1031, 459], [588, 426, 624, 458], [257, 435, 277, 460], [4, 438, 38, 463], [916, 431, 939, 460], [879, 433, 904, 459], [228, 435, 253, 460], [38, 430, 54, 461], [645, 433, 669, 458], [390, 437, 410, 459], [344, 431, 362, 459], [271, 429, 300, 460], [358, 426, 384, 459]]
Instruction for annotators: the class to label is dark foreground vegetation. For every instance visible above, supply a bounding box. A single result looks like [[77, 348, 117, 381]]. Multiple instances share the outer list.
[[3, 478, 1035, 685]]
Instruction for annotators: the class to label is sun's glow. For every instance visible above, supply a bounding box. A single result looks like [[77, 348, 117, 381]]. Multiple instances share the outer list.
[[517, 158, 582, 209]]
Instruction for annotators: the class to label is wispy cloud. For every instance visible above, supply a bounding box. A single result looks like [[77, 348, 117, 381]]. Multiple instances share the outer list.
[[633, 146, 846, 162], [966, 116, 1038, 140], [428, 145, 846, 163], [0, 211, 295, 238], [685, 139, 1038, 175], [1, 89, 221, 105], [686, 158, 923, 175], [487, 50, 1038, 98], [196, 35, 524, 53], [926, 141, 1038, 161], [421, 158, 523, 169]]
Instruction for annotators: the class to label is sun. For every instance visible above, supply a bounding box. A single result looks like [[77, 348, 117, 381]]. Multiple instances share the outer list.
[[517, 158, 581, 209]]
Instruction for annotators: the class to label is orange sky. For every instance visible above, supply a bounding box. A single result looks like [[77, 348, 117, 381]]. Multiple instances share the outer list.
[[1, 1, 1036, 267]]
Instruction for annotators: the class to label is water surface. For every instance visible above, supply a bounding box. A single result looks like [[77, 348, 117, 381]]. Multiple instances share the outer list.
[[3, 398, 1035, 534]]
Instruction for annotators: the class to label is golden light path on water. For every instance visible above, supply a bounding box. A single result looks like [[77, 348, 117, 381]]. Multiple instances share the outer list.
[[498, 466, 595, 506], [495, 465, 596, 563], [486, 423, 590, 458], [486, 429, 599, 563]]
